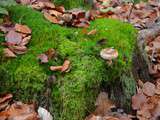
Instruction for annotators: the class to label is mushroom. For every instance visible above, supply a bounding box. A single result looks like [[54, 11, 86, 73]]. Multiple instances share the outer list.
[[100, 48, 118, 65]]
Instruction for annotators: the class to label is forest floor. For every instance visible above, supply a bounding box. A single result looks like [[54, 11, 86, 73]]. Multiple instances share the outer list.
[[0, 0, 160, 120]]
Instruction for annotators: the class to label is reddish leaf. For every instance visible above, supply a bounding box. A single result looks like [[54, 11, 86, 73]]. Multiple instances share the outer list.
[[37, 54, 49, 64], [5, 30, 22, 45]]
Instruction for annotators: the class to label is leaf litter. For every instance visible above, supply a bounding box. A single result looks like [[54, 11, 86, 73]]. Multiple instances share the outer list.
[[0, 16, 32, 58], [0, 93, 53, 120], [2, 0, 160, 119]]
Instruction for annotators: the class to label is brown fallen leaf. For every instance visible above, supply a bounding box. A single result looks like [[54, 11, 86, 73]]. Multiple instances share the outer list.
[[18, 0, 31, 5], [9, 45, 28, 55], [0, 101, 40, 120], [0, 93, 13, 111], [61, 60, 71, 72], [94, 92, 115, 116], [3, 48, 17, 58], [87, 29, 97, 35], [15, 24, 32, 34], [37, 54, 49, 64], [48, 10, 62, 17], [0, 93, 13, 104], [132, 92, 147, 110], [5, 30, 22, 45], [43, 2, 55, 9], [19, 35, 31, 46], [45, 48, 56, 60], [50, 66, 63, 71], [55, 6, 65, 13], [142, 82, 156, 96], [43, 12, 60, 24], [31, 2, 45, 10]]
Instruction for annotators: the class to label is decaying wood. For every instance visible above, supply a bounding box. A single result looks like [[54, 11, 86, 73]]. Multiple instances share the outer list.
[[133, 18, 160, 82]]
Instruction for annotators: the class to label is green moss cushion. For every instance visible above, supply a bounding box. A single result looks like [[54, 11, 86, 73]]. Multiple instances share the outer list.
[[0, 5, 137, 120]]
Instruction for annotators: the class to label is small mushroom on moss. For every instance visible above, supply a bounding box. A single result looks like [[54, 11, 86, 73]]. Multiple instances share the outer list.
[[100, 48, 118, 65]]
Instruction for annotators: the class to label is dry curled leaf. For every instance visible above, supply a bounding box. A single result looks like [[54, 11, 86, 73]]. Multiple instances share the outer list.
[[61, 60, 71, 72], [50, 66, 63, 71]]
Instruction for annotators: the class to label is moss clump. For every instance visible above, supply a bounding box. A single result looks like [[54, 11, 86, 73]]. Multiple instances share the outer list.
[[53, 0, 87, 9], [0, 5, 137, 120]]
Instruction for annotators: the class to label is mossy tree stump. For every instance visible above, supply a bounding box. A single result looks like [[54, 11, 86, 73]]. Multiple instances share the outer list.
[[0, 5, 137, 120]]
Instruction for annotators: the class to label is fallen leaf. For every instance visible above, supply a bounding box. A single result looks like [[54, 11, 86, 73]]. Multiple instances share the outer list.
[[45, 48, 56, 60], [142, 82, 156, 96], [55, 6, 65, 13], [61, 60, 71, 72], [0, 93, 13, 104], [18, 0, 31, 5], [5, 30, 22, 45], [43, 11, 60, 24], [9, 45, 27, 55], [37, 54, 48, 64], [132, 92, 147, 110], [0, 101, 39, 120], [87, 29, 97, 35], [50, 66, 63, 71], [43, 2, 55, 9], [0, 93, 13, 111], [15, 24, 32, 34], [19, 35, 31, 46], [3, 48, 17, 58], [48, 10, 62, 17], [94, 92, 115, 116]]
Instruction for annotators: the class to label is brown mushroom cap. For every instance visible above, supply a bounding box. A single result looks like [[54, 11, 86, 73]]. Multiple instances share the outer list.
[[100, 48, 118, 60]]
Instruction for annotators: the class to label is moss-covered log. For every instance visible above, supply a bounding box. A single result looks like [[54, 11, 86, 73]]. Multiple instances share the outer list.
[[0, 5, 137, 120]]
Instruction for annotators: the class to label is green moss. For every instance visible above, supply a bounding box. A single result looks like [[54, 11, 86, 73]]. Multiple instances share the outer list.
[[53, 0, 86, 9], [0, 5, 137, 120]]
